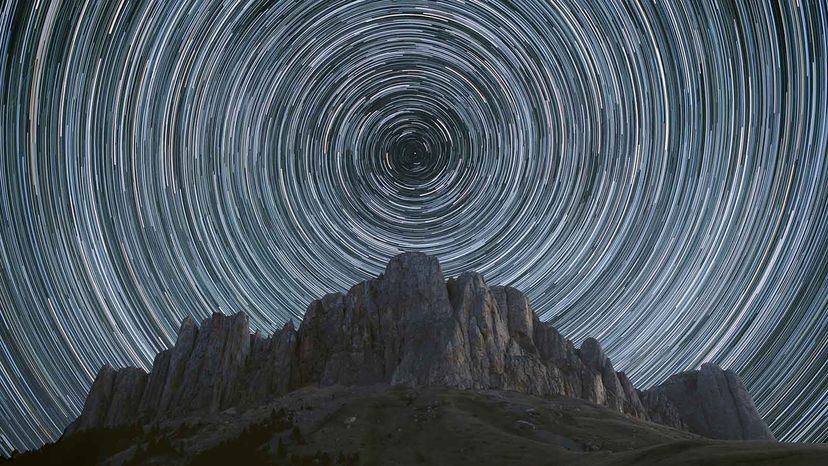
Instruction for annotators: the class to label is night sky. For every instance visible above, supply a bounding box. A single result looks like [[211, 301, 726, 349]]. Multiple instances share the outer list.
[[1, 0, 827, 455]]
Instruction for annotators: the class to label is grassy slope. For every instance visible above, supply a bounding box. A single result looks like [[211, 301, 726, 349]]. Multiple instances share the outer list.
[[4, 385, 826, 465]]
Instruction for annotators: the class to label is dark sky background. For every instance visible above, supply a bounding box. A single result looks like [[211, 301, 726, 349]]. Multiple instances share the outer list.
[[1, 0, 827, 454]]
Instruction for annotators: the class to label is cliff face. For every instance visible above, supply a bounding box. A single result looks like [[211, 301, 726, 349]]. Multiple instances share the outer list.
[[65, 252, 774, 441], [642, 363, 775, 440]]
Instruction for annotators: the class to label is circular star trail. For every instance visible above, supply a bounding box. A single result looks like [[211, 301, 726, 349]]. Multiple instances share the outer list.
[[1, 0, 827, 454]]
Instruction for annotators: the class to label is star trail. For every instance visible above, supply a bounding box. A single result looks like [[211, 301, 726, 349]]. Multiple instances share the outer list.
[[1, 0, 827, 454]]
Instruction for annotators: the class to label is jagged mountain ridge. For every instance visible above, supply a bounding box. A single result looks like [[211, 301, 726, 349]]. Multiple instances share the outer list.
[[66, 252, 773, 441]]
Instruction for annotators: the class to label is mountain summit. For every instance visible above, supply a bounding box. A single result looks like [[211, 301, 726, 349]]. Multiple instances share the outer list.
[[66, 252, 772, 442]]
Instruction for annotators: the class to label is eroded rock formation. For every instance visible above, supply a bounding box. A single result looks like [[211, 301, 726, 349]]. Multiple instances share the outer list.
[[643, 363, 774, 440], [65, 252, 773, 441]]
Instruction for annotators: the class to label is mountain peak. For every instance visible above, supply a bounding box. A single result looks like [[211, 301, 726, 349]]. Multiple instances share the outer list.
[[386, 250, 442, 270]]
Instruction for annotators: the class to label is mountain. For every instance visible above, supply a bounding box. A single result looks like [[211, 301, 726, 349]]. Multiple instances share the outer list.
[[63, 253, 771, 441], [9, 252, 824, 465]]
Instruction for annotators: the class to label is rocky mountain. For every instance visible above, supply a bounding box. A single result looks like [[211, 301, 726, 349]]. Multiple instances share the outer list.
[[65, 252, 773, 442]]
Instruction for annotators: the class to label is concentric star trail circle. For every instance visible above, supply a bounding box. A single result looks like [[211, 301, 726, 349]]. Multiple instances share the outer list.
[[1, 0, 827, 453]]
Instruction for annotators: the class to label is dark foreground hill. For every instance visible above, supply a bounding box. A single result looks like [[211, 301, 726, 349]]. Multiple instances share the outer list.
[[5, 385, 828, 466], [4, 253, 826, 465]]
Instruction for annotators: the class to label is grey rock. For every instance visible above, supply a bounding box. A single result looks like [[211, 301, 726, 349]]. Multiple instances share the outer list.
[[533, 320, 583, 398], [616, 371, 647, 418], [643, 363, 774, 440], [491, 286, 537, 353], [158, 316, 198, 414], [74, 365, 117, 432], [382, 253, 470, 387], [580, 367, 607, 406], [173, 312, 250, 414], [578, 338, 627, 412], [65, 252, 773, 443], [447, 272, 510, 389], [69, 365, 148, 433], [639, 388, 685, 430], [242, 321, 297, 404], [104, 367, 147, 427], [139, 350, 170, 417], [296, 286, 389, 387]]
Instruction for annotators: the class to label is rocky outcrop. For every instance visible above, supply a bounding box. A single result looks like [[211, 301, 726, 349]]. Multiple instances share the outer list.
[[66, 252, 773, 442], [641, 363, 775, 440], [639, 386, 687, 430], [241, 321, 297, 405], [73, 365, 116, 431]]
